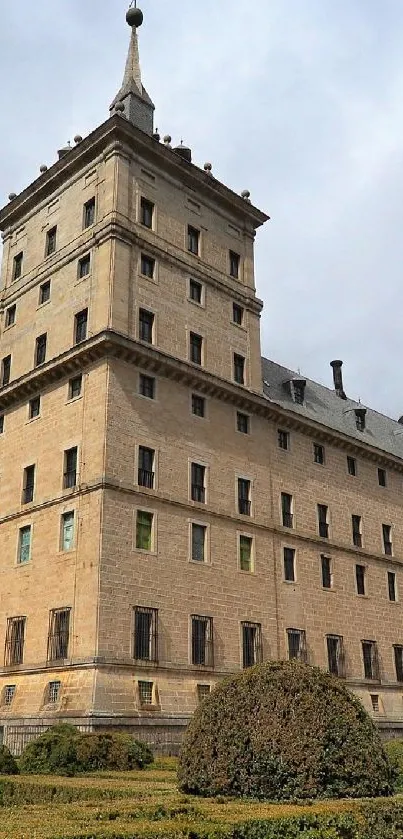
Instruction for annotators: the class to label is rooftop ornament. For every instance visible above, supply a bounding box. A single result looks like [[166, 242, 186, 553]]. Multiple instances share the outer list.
[[126, 1, 143, 28]]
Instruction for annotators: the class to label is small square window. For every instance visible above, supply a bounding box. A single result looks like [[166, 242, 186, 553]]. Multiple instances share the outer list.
[[5, 305, 16, 328], [278, 429, 290, 450], [29, 396, 41, 420], [190, 332, 203, 366], [3, 685, 16, 706], [139, 309, 154, 344], [74, 309, 88, 344], [141, 254, 155, 279], [239, 535, 253, 572], [45, 226, 57, 257], [39, 280, 51, 305], [138, 680, 153, 705], [191, 394, 205, 418], [233, 353, 245, 385], [229, 251, 240, 279], [232, 303, 244, 325], [187, 226, 200, 255], [347, 456, 357, 476], [191, 523, 207, 562], [140, 197, 154, 229], [78, 254, 91, 279], [378, 468, 387, 487], [313, 443, 325, 465], [139, 374, 155, 400], [0, 415, 4, 434], [12, 252, 23, 281], [68, 375, 82, 400], [189, 279, 203, 304], [284, 547, 295, 582], [237, 412, 249, 434], [136, 510, 154, 551], [83, 197, 96, 229]]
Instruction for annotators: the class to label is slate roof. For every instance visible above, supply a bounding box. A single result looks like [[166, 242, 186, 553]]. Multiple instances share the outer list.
[[261, 357, 403, 461]]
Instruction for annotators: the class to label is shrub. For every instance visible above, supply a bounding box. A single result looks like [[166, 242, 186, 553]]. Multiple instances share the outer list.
[[178, 660, 396, 800], [384, 738, 403, 789], [0, 745, 19, 775], [19, 724, 81, 776]]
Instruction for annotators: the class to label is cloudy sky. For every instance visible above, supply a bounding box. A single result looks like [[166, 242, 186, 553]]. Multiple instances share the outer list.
[[1, 0, 403, 418]]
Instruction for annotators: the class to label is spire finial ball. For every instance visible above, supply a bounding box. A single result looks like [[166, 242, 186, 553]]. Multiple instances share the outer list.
[[126, 7, 143, 27]]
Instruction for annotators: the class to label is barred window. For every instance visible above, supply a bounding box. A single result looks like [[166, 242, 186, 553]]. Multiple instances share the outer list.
[[347, 456, 357, 476], [138, 446, 155, 489], [187, 225, 200, 255], [138, 681, 153, 705], [229, 251, 240, 279], [232, 302, 244, 325], [242, 621, 262, 669], [139, 374, 155, 399], [47, 681, 61, 704], [287, 628, 307, 662], [356, 564, 366, 596], [140, 254, 155, 279], [3, 685, 16, 706], [133, 606, 158, 662], [362, 640, 379, 681], [383, 524, 393, 556], [5, 304, 16, 327], [63, 447, 78, 489], [237, 412, 249, 434], [78, 255, 90, 280], [388, 571, 397, 602], [191, 615, 213, 667], [326, 634, 345, 677], [47, 608, 71, 662], [189, 279, 203, 304], [4, 617, 26, 666]]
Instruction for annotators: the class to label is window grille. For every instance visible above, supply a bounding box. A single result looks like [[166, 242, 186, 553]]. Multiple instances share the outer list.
[[138, 681, 153, 705], [232, 302, 244, 325], [370, 694, 380, 713], [191, 524, 206, 562], [47, 608, 70, 662], [191, 615, 213, 667], [281, 493, 293, 528], [317, 504, 329, 538], [133, 606, 158, 661], [47, 681, 61, 704], [326, 634, 345, 677], [5, 305, 16, 327], [362, 640, 379, 680], [35, 334, 47, 367], [64, 447, 77, 489], [4, 617, 26, 666], [238, 478, 251, 515], [3, 685, 16, 706], [191, 463, 206, 503], [287, 628, 307, 662], [347, 456, 357, 476], [242, 622, 262, 668], [138, 447, 155, 488]]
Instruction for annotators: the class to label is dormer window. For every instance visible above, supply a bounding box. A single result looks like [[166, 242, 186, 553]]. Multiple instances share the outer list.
[[355, 408, 367, 431], [288, 379, 306, 405]]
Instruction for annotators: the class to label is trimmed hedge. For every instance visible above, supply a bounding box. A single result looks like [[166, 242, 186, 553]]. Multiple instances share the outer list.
[[178, 660, 396, 800]]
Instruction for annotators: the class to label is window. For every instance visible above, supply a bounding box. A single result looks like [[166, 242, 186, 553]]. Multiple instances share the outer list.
[[313, 443, 325, 465], [39, 280, 51, 304], [133, 606, 158, 661], [191, 523, 207, 563], [232, 302, 244, 325], [242, 621, 262, 668], [191, 394, 205, 418], [278, 429, 290, 451], [139, 374, 155, 399], [5, 305, 16, 327], [238, 478, 251, 516], [388, 571, 397, 602], [83, 197, 96, 229], [45, 226, 57, 256], [12, 252, 23, 281], [383, 524, 393, 556], [233, 353, 245, 385], [197, 684, 211, 702], [0, 415, 4, 434], [370, 694, 380, 713], [189, 279, 203, 304], [1, 355, 11, 386], [321, 555, 332, 589], [237, 412, 249, 434], [138, 446, 155, 489], [355, 410, 366, 431], [284, 547, 296, 582], [35, 333, 47, 367], [352, 515, 362, 548], [22, 465, 35, 504], [140, 197, 154, 229], [47, 608, 70, 661], [136, 510, 154, 551], [61, 512, 75, 551], [47, 681, 61, 704], [281, 493, 293, 528], [378, 468, 387, 487], [347, 456, 357, 476], [229, 251, 240, 279], [239, 535, 253, 572], [292, 380, 306, 405], [68, 375, 82, 400], [4, 617, 25, 666], [139, 308, 154, 344], [18, 526, 31, 564], [78, 254, 91, 279], [191, 615, 213, 666], [356, 564, 366, 596], [317, 504, 329, 539], [287, 628, 307, 662], [140, 254, 155, 279], [187, 225, 200, 255], [63, 447, 78, 489], [74, 309, 88, 344], [191, 463, 206, 503], [326, 635, 345, 677], [3, 685, 16, 706], [362, 640, 379, 680], [189, 332, 203, 365], [394, 646, 403, 682], [29, 396, 41, 419], [138, 681, 153, 705]]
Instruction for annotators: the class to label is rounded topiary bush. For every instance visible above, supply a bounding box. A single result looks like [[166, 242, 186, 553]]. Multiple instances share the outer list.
[[178, 660, 396, 800], [0, 744, 19, 775]]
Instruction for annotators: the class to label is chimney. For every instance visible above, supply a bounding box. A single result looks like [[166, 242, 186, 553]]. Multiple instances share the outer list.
[[330, 360, 347, 400]]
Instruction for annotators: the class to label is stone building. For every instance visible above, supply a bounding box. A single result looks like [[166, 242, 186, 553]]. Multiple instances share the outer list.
[[0, 8, 403, 754]]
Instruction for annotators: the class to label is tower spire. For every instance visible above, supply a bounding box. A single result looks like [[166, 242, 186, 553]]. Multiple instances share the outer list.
[[110, 4, 155, 135]]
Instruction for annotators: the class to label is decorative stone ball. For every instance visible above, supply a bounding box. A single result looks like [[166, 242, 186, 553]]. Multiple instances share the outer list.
[[204, 162, 212, 172], [40, 165, 48, 173], [8, 193, 17, 201], [163, 135, 172, 145], [126, 7, 143, 27], [241, 189, 251, 199], [74, 135, 83, 144]]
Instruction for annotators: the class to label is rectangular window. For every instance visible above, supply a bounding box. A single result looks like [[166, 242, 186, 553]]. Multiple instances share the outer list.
[[133, 606, 158, 661], [140, 197, 154, 229], [190, 332, 203, 365], [45, 226, 57, 256], [191, 615, 213, 666], [187, 225, 200, 255], [321, 555, 332, 589], [313, 443, 325, 465], [356, 564, 366, 596], [189, 279, 203, 304], [278, 429, 290, 450], [237, 412, 249, 434], [317, 504, 329, 539], [191, 394, 205, 417], [0, 415, 4, 434], [139, 308, 154, 343], [35, 333, 47, 367], [388, 571, 397, 602], [136, 510, 154, 551], [378, 468, 387, 487], [232, 302, 244, 325], [139, 373, 155, 399], [4, 617, 26, 666], [47, 608, 70, 662], [47, 681, 61, 704], [239, 534, 253, 572], [4, 685, 16, 706], [284, 547, 296, 582], [233, 353, 245, 385], [1, 355, 11, 386], [362, 640, 379, 680], [74, 309, 88, 344], [138, 446, 155, 489], [22, 465, 35, 504], [68, 375, 82, 400], [191, 523, 207, 562], [197, 684, 211, 702], [78, 254, 91, 279], [18, 526, 31, 564], [347, 456, 357, 476], [242, 621, 262, 668], [61, 512, 75, 551], [352, 515, 362, 548], [326, 634, 345, 677], [238, 478, 251, 516], [191, 463, 206, 503], [83, 197, 96, 229], [5, 305, 16, 327], [138, 681, 153, 705], [39, 280, 51, 304], [287, 628, 307, 662], [394, 645, 403, 682], [29, 396, 41, 419], [12, 252, 23, 281], [281, 493, 293, 528], [140, 254, 155, 279], [370, 694, 380, 713], [229, 251, 240, 279], [383, 524, 393, 556], [63, 447, 78, 489]]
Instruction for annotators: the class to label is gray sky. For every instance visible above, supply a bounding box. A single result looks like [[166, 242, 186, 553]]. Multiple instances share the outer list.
[[1, 0, 403, 419]]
